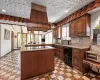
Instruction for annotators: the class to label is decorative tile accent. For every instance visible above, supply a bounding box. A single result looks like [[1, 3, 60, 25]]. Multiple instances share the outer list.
[[59, 71, 64, 75], [50, 74, 56, 78], [66, 73, 72, 77], [74, 74, 81, 79], [82, 76, 90, 80], [58, 76, 64, 80]]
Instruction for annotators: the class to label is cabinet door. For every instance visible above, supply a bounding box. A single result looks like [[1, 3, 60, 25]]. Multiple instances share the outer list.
[[56, 29, 58, 38], [36, 51, 47, 75], [58, 27, 61, 38], [72, 54, 81, 70], [72, 49, 82, 71], [77, 16, 86, 36], [46, 50, 54, 72], [59, 48, 64, 60], [69, 21, 76, 36]]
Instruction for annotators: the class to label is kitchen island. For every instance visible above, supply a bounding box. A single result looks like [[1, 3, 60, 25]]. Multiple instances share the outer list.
[[21, 46, 55, 80]]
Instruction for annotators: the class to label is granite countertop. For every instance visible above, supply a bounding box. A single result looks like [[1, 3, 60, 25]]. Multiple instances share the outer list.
[[21, 46, 55, 52], [54, 43, 90, 49]]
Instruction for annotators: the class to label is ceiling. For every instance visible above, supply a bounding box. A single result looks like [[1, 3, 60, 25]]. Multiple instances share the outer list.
[[0, 0, 94, 23], [0, 0, 46, 19], [47, 0, 94, 23]]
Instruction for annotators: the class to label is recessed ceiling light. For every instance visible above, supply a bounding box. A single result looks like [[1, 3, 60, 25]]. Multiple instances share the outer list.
[[65, 10, 68, 13], [2, 9, 6, 12]]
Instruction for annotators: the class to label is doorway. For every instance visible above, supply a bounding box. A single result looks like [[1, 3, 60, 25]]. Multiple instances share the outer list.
[[11, 31, 14, 51], [17, 33, 27, 48]]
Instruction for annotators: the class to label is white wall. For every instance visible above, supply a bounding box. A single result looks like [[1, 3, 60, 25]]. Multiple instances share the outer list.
[[91, 10, 100, 39], [0, 24, 13, 57], [0, 24, 27, 57]]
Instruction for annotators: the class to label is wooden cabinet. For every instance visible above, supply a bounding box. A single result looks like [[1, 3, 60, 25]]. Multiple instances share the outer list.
[[77, 16, 86, 36], [53, 26, 62, 38], [53, 28, 58, 38], [58, 27, 61, 38], [72, 49, 82, 71], [69, 14, 91, 37], [72, 48, 89, 73], [69, 20, 77, 36], [21, 49, 54, 80], [54, 45, 64, 60]]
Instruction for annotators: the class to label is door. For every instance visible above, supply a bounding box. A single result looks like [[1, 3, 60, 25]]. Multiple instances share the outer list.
[[17, 33, 27, 48], [22, 33, 27, 47], [11, 31, 14, 51]]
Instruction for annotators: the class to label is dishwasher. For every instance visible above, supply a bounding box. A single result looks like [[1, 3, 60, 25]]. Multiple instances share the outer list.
[[64, 47, 72, 67]]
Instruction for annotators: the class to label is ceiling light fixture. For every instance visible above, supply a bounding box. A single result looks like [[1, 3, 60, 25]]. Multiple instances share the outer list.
[[2, 9, 6, 12], [65, 10, 68, 13]]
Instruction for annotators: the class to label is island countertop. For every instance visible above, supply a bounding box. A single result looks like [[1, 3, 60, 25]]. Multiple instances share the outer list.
[[21, 46, 55, 52]]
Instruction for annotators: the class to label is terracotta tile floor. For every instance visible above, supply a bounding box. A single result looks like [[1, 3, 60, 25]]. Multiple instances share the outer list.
[[0, 50, 100, 80]]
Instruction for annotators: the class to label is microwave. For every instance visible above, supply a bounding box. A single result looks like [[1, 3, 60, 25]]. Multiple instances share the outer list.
[[86, 51, 100, 63]]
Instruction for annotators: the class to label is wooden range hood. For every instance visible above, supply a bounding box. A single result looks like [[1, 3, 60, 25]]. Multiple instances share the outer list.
[[0, 3, 50, 31], [28, 3, 50, 31]]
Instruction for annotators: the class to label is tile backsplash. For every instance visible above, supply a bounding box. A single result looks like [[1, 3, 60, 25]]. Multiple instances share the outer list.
[[54, 37, 91, 45], [54, 38, 62, 44], [71, 37, 91, 45]]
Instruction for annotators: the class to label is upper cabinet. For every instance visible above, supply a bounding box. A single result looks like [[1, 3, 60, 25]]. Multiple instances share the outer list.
[[58, 27, 61, 38], [53, 26, 62, 38], [69, 20, 77, 36], [69, 14, 91, 37], [77, 16, 86, 36]]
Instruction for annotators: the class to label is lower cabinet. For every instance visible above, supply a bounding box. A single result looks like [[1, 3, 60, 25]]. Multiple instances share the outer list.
[[72, 48, 89, 73], [21, 49, 54, 80], [72, 52, 82, 71], [54, 45, 64, 60]]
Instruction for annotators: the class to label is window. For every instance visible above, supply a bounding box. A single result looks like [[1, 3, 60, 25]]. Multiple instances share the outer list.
[[45, 31, 53, 44], [62, 24, 71, 40], [34, 31, 42, 44], [27, 31, 42, 44], [27, 33, 34, 44]]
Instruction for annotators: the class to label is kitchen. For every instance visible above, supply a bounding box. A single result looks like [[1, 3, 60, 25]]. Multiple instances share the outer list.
[[0, 0, 100, 80]]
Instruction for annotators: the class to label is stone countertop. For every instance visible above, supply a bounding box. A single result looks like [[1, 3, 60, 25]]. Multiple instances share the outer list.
[[54, 43, 90, 49], [21, 46, 55, 52]]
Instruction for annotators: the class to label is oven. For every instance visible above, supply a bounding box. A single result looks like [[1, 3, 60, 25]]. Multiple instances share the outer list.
[[86, 52, 100, 63]]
